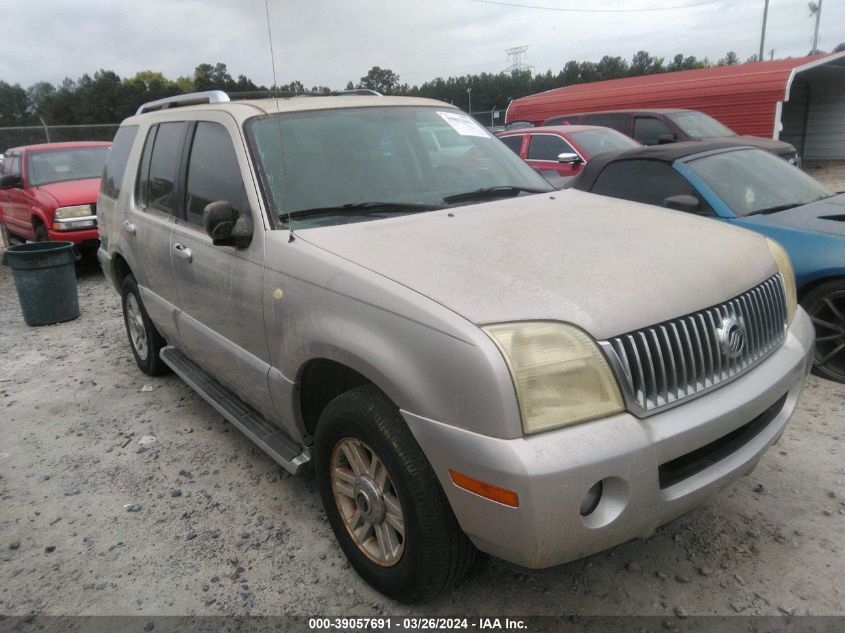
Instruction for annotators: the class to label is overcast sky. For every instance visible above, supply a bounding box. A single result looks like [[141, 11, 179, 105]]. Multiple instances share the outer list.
[[3, 0, 843, 90]]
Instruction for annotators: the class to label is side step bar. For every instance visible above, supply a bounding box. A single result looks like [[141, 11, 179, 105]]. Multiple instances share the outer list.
[[160, 346, 310, 475]]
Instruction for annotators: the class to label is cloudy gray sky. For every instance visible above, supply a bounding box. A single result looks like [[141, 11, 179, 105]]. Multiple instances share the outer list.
[[3, 0, 843, 89]]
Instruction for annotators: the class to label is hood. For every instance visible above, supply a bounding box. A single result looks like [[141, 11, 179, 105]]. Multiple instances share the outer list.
[[739, 193, 845, 238], [299, 190, 776, 340], [32, 178, 101, 208], [714, 135, 796, 156]]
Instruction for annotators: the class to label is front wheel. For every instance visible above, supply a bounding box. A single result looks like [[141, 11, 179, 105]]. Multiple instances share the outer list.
[[801, 279, 845, 383], [315, 386, 476, 602], [121, 274, 169, 376]]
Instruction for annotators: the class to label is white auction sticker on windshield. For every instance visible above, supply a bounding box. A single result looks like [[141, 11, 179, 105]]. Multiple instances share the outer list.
[[437, 111, 490, 138]]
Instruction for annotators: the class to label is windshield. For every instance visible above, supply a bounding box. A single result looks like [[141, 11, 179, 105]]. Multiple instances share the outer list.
[[686, 148, 833, 217], [568, 128, 639, 157], [27, 147, 109, 187], [666, 111, 736, 140], [246, 106, 551, 228]]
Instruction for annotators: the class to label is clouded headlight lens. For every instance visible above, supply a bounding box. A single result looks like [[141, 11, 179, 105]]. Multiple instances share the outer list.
[[766, 238, 796, 323], [483, 322, 624, 434], [54, 204, 94, 220]]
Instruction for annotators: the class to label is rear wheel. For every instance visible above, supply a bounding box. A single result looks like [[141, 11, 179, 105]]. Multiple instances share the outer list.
[[121, 274, 169, 376], [315, 385, 476, 602], [801, 279, 845, 383]]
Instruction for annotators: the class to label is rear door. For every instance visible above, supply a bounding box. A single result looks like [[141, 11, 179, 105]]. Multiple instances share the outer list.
[[525, 133, 583, 176], [168, 115, 275, 420], [128, 121, 187, 342]]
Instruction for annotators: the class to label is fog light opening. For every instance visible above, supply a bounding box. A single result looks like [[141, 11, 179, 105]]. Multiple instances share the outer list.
[[580, 480, 604, 516]]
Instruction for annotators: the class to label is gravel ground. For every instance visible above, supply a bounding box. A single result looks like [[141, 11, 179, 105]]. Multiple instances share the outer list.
[[1, 166, 844, 618]]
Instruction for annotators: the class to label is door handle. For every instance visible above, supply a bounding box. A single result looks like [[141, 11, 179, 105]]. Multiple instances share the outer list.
[[123, 220, 136, 235], [173, 242, 192, 262]]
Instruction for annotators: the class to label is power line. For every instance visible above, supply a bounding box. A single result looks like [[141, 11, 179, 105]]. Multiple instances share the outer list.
[[470, 0, 722, 12]]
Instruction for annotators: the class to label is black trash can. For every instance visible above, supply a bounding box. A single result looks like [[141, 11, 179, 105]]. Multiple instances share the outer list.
[[3, 241, 80, 326]]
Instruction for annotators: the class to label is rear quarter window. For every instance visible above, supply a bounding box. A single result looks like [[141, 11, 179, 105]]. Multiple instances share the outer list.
[[101, 126, 138, 199], [582, 114, 630, 133]]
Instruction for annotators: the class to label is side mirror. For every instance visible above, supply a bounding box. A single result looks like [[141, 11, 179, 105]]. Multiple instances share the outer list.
[[657, 134, 677, 144], [663, 194, 701, 214], [203, 200, 253, 248], [557, 152, 582, 164], [0, 174, 22, 189]]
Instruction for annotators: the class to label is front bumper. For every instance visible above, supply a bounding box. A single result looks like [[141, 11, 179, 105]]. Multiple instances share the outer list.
[[403, 308, 814, 569], [46, 225, 99, 248]]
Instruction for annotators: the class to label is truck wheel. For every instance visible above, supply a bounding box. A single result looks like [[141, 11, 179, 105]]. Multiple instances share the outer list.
[[121, 274, 168, 376], [315, 385, 475, 602], [34, 224, 48, 242], [802, 279, 845, 383]]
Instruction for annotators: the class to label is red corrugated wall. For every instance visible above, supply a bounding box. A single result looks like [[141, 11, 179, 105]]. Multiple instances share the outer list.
[[506, 56, 825, 138]]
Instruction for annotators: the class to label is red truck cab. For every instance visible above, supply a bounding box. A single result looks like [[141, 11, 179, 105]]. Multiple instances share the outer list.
[[0, 141, 110, 252]]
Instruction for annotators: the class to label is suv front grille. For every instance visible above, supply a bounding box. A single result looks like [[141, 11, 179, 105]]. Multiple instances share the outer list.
[[601, 275, 788, 416]]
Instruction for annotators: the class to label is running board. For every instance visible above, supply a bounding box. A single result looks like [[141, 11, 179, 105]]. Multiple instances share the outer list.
[[159, 346, 310, 475]]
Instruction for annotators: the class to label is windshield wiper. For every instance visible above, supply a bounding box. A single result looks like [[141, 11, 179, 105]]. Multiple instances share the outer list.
[[282, 201, 443, 221], [749, 203, 802, 216], [442, 186, 547, 204]]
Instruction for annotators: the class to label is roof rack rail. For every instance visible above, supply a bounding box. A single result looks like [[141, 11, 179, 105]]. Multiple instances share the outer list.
[[136, 90, 230, 115], [330, 89, 382, 96]]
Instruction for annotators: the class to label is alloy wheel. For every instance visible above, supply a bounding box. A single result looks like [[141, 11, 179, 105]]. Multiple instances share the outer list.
[[125, 293, 149, 361], [808, 289, 845, 382], [330, 437, 406, 566]]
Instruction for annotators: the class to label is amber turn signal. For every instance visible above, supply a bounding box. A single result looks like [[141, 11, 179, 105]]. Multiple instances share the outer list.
[[449, 469, 519, 507]]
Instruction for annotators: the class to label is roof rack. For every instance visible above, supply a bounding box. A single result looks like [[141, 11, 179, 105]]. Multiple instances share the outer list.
[[136, 90, 230, 115], [135, 88, 384, 115]]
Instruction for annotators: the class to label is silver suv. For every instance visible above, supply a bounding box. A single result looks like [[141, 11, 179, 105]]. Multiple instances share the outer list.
[[97, 90, 814, 602]]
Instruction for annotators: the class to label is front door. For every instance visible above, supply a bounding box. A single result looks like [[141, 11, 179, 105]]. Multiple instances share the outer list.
[[525, 133, 584, 176], [168, 117, 275, 421]]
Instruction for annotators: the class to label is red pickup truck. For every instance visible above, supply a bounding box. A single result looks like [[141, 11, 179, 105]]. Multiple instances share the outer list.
[[0, 141, 110, 253]]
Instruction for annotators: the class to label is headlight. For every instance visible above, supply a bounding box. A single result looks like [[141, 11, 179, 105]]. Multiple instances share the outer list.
[[483, 322, 624, 434], [54, 204, 94, 220], [766, 238, 797, 323]]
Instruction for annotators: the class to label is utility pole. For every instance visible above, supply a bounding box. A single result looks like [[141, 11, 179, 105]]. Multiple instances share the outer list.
[[759, 0, 769, 62], [810, 0, 823, 53], [466, 88, 472, 115]]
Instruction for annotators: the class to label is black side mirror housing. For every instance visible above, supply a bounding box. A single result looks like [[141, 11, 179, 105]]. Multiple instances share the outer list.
[[663, 194, 701, 214], [0, 174, 22, 189], [657, 134, 677, 144], [203, 201, 253, 248]]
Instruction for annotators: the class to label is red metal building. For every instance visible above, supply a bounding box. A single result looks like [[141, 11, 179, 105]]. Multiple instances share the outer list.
[[506, 53, 845, 160]]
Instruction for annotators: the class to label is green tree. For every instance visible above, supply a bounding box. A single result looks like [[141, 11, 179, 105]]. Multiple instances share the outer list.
[[357, 66, 400, 95], [0, 81, 32, 126]]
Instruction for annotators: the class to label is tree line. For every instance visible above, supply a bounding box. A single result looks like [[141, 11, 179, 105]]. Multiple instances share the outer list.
[[0, 50, 798, 129]]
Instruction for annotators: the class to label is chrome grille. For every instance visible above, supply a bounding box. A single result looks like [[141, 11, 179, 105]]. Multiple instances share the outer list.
[[602, 275, 788, 416]]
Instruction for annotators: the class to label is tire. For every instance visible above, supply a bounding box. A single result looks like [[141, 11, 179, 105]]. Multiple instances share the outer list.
[[801, 279, 845, 383], [315, 385, 476, 602], [33, 223, 48, 242], [121, 274, 169, 376]]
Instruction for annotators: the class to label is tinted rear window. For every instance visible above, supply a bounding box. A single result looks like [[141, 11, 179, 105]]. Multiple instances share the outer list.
[[136, 122, 188, 215], [592, 159, 700, 207], [101, 126, 138, 199], [581, 114, 629, 133]]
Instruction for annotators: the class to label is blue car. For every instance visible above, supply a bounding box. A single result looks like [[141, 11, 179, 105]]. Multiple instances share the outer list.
[[569, 141, 845, 383]]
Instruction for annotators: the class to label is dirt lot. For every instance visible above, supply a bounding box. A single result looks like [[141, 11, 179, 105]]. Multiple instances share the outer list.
[[1, 168, 844, 619]]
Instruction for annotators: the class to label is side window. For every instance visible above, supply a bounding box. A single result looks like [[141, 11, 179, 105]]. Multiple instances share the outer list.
[[527, 134, 576, 161], [184, 122, 249, 227], [101, 126, 138, 199], [7, 154, 21, 177], [136, 122, 188, 214], [592, 159, 706, 210], [633, 117, 675, 145], [498, 135, 523, 155], [582, 114, 629, 133]]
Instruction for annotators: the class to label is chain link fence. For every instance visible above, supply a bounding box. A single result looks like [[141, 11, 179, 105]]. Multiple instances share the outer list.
[[0, 124, 119, 153]]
